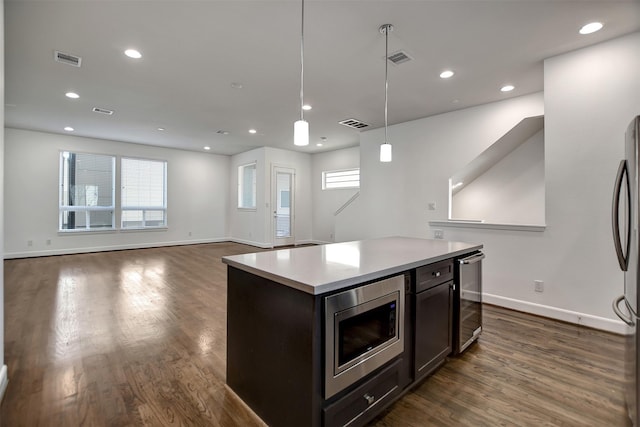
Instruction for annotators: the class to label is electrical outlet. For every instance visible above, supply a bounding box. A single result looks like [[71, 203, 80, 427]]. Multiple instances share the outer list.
[[188, 231, 192, 237], [46, 239, 51, 245], [434, 229, 444, 239], [534, 280, 544, 293], [27, 240, 33, 247], [428, 202, 437, 211]]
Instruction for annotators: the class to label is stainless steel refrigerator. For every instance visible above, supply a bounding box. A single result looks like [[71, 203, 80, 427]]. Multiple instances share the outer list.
[[612, 115, 640, 426]]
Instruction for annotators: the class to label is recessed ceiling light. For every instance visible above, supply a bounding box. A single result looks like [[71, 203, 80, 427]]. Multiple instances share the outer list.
[[204, 146, 211, 150], [64, 126, 74, 132], [65, 92, 79, 99], [230, 82, 243, 89], [579, 22, 603, 35], [440, 70, 455, 79], [501, 85, 515, 92], [316, 143, 323, 147], [157, 127, 165, 131], [249, 129, 257, 134], [302, 104, 312, 111], [124, 49, 142, 59]]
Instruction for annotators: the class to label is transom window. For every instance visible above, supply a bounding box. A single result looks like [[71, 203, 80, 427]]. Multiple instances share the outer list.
[[322, 168, 360, 190]]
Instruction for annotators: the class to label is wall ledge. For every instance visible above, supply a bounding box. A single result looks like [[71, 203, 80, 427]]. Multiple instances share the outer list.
[[429, 220, 545, 232]]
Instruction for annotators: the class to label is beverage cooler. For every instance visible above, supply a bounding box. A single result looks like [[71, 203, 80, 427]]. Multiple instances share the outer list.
[[453, 252, 485, 354]]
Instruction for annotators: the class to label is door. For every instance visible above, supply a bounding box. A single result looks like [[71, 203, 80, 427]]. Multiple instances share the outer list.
[[272, 166, 295, 246], [414, 281, 453, 379], [612, 116, 640, 426]]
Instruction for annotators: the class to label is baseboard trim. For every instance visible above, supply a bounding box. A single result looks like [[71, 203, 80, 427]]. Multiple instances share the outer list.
[[484, 293, 629, 335], [227, 238, 273, 249], [295, 239, 327, 246], [4, 238, 230, 259], [0, 365, 8, 403]]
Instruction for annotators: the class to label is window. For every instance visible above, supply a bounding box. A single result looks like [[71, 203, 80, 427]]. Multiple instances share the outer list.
[[59, 151, 116, 231], [238, 162, 257, 209], [121, 157, 167, 229], [322, 168, 360, 189]]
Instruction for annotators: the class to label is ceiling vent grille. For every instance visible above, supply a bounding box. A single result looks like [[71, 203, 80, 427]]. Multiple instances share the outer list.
[[339, 118, 370, 130], [387, 50, 412, 65], [92, 107, 114, 115], [54, 50, 82, 67], [216, 130, 230, 135]]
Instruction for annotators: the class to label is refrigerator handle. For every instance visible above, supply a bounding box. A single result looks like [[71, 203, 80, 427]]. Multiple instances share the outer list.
[[612, 159, 630, 271], [613, 295, 635, 326]]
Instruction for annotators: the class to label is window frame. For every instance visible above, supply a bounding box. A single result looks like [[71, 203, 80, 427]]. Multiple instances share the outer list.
[[58, 150, 116, 232], [322, 168, 360, 190], [120, 156, 168, 230], [238, 162, 258, 210]]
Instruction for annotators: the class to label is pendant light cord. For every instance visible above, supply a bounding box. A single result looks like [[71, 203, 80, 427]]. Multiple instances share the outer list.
[[300, 0, 305, 121], [384, 24, 389, 144]]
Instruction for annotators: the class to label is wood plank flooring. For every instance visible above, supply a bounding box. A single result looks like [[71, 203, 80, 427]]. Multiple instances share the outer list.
[[0, 242, 630, 426]]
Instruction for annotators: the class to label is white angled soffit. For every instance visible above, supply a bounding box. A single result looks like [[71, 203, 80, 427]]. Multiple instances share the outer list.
[[451, 115, 545, 195]]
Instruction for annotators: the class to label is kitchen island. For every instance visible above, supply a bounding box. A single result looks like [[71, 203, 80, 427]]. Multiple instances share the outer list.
[[222, 237, 482, 427]]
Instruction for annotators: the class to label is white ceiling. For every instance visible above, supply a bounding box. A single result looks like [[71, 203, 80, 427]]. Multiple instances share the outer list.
[[5, 1, 640, 156]]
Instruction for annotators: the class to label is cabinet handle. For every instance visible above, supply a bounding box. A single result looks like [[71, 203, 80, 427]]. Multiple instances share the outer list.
[[433, 271, 441, 277], [364, 394, 375, 406]]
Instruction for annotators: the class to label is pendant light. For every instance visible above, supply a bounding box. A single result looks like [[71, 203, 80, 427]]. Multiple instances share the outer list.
[[294, 0, 309, 146], [379, 24, 393, 162]]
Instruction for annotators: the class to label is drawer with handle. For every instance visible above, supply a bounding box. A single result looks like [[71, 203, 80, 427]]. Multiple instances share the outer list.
[[416, 259, 453, 292], [323, 359, 401, 427]]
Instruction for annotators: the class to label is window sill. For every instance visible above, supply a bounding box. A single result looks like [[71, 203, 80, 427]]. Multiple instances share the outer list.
[[429, 220, 546, 232], [237, 208, 257, 212], [58, 229, 117, 235], [120, 227, 168, 232]]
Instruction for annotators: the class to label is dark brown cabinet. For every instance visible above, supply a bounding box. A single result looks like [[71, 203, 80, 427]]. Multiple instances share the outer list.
[[414, 261, 454, 380]]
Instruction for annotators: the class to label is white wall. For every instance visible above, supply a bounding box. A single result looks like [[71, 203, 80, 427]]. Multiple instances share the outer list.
[[311, 146, 359, 243], [1, 0, 8, 399], [340, 32, 640, 333], [349, 92, 545, 240], [228, 146, 312, 247], [451, 129, 545, 225], [4, 128, 230, 257]]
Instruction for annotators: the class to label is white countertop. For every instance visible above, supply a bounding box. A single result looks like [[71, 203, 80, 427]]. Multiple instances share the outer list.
[[222, 237, 482, 295]]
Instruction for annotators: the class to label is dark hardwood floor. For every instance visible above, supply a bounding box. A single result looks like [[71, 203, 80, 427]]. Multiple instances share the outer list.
[[1, 242, 630, 426]]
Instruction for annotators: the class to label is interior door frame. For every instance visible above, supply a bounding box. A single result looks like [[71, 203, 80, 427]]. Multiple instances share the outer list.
[[271, 165, 296, 247]]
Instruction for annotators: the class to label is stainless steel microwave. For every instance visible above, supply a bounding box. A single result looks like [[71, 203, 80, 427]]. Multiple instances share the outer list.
[[324, 274, 405, 399]]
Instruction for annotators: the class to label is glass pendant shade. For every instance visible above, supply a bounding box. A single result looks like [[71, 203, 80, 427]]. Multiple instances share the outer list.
[[380, 142, 392, 162], [294, 119, 309, 146]]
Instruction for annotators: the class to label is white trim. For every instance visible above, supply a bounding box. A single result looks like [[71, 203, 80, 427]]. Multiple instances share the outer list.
[[296, 239, 328, 246], [0, 365, 8, 403], [430, 220, 546, 232], [3, 238, 230, 259], [228, 238, 273, 249], [484, 293, 629, 335]]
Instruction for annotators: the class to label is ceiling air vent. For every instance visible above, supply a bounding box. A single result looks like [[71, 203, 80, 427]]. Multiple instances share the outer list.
[[339, 118, 370, 130], [387, 50, 412, 65], [92, 107, 114, 115], [54, 50, 82, 67]]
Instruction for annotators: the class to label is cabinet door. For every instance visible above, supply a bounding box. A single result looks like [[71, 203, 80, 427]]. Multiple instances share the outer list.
[[414, 280, 453, 379]]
